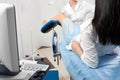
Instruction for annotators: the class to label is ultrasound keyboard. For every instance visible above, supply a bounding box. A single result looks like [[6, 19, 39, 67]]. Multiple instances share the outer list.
[[20, 59, 50, 72], [20, 63, 49, 72]]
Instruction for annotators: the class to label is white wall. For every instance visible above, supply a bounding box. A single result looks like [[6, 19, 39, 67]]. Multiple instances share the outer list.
[[0, 0, 62, 58], [0, 0, 95, 58], [17, 0, 61, 58]]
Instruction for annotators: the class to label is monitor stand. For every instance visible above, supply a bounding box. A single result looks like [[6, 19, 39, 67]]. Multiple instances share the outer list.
[[0, 71, 31, 80]]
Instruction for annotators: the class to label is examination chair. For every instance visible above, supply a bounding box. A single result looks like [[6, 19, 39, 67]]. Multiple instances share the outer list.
[[41, 20, 120, 80], [41, 20, 61, 65]]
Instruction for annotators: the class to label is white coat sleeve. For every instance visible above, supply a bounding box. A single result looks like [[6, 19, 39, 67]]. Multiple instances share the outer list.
[[80, 27, 98, 68]]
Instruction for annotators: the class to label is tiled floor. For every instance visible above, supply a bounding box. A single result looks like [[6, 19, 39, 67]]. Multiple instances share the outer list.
[[35, 47, 70, 80]]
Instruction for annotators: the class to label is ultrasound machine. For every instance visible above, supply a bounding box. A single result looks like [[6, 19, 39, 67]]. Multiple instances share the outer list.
[[0, 3, 50, 80]]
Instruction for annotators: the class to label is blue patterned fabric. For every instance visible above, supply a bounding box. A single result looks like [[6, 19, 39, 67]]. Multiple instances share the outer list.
[[59, 20, 120, 80], [59, 40, 120, 80]]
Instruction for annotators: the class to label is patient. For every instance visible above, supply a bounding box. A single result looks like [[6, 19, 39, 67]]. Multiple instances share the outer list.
[[53, 0, 120, 80], [42, 0, 94, 48], [42, 0, 94, 27], [59, 0, 94, 42], [61, 0, 94, 26]]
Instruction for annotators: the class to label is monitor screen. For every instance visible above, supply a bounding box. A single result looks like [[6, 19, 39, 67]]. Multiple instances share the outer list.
[[0, 3, 20, 76]]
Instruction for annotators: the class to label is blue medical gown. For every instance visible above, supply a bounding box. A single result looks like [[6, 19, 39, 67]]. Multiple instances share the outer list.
[[59, 26, 120, 80]]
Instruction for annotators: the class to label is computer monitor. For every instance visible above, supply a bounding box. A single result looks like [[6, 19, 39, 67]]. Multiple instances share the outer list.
[[0, 3, 20, 76]]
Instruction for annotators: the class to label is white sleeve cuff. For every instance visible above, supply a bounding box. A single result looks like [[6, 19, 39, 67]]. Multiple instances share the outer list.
[[66, 42, 72, 50], [81, 54, 98, 68]]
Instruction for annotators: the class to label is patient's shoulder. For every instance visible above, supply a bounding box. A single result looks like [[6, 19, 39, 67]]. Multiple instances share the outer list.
[[80, 18, 93, 32]]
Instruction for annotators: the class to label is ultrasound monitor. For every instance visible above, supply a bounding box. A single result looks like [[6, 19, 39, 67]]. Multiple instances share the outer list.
[[0, 3, 20, 76]]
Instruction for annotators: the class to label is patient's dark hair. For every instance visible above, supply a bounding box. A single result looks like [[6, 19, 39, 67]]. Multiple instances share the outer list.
[[92, 0, 120, 45]]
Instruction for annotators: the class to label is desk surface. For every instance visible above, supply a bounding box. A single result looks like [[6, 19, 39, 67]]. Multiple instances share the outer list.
[[35, 57, 55, 69]]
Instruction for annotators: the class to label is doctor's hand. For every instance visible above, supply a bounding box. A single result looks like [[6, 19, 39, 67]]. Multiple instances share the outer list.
[[71, 40, 80, 51], [71, 40, 83, 56]]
